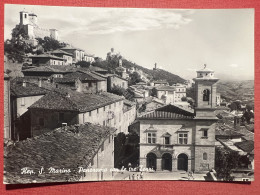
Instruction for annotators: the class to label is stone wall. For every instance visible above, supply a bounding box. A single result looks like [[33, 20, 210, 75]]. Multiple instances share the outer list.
[[31, 109, 79, 137]]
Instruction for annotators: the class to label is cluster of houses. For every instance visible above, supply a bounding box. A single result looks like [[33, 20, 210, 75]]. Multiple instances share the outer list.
[[4, 16, 255, 181]]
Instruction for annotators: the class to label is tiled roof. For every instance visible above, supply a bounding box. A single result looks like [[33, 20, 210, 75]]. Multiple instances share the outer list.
[[22, 66, 66, 73], [4, 123, 116, 184], [139, 111, 194, 119], [156, 86, 176, 91], [215, 128, 244, 139], [139, 104, 195, 119], [87, 65, 107, 72], [54, 71, 106, 83], [51, 49, 73, 56], [234, 140, 254, 153], [30, 91, 124, 112], [10, 78, 49, 97], [123, 99, 136, 107], [153, 80, 168, 84], [29, 54, 65, 61], [61, 45, 84, 51]]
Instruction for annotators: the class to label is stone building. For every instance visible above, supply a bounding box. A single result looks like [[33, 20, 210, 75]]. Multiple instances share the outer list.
[[30, 54, 65, 66], [29, 91, 125, 137], [4, 73, 11, 140], [138, 66, 219, 173], [60, 46, 85, 63], [156, 86, 176, 104], [50, 49, 73, 65], [173, 84, 186, 102], [107, 74, 128, 91], [10, 78, 49, 140], [122, 100, 137, 134], [4, 124, 116, 183], [54, 71, 107, 93]]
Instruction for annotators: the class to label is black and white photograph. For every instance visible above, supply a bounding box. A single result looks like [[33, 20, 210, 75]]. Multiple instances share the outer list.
[[3, 4, 254, 184]]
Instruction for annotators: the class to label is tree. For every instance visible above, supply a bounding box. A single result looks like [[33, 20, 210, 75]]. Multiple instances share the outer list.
[[114, 132, 127, 168], [75, 61, 91, 68], [181, 96, 187, 101], [129, 72, 143, 85], [36, 37, 62, 52], [5, 28, 34, 63], [215, 147, 241, 181], [151, 87, 157, 97], [109, 85, 126, 96]]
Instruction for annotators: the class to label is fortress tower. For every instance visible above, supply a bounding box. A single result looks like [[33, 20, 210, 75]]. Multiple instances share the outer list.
[[14, 11, 59, 43]]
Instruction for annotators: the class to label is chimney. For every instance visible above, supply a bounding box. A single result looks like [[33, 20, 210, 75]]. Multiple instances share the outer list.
[[22, 80, 27, 87], [38, 78, 42, 87]]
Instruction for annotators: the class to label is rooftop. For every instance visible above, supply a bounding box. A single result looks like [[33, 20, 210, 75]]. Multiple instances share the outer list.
[[51, 49, 74, 56], [54, 71, 106, 83], [22, 66, 70, 73], [29, 54, 65, 61], [4, 123, 116, 184], [10, 78, 49, 97], [138, 104, 195, 120], [156, 86, 176, 91], [30, 91, 124, 112], [234, 140, 254, 153], [61, 45, 84, 51]]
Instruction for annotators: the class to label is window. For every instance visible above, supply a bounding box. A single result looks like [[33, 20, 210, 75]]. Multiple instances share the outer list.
[[147, 133, 156, 144], [59, 113, 65, 122], [242, 178, 250, 182], [109, 104, 111, 109], [202, 129, 208, 138], [97, 108, 99, 114], [101, 142, 104, 152], [25, 14, 27, 18], [89, 82, 92, 87], [39, 118, 44, 126], [91, 158, 94, 166], [89, 111, 91, 117], [178, 133, 188, 144], [53, 61, 55, 65], [203, 89, 210, 101], [165, 137, 170, 145], [104, 106, 106, 111], [203, 153, 207, 160], [103, 121, 106, 126], [21, 97, 25, 106]]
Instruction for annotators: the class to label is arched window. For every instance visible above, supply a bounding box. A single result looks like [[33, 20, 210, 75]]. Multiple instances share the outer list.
[[203, 153, 207, 160], [203, 89, 210, 101]]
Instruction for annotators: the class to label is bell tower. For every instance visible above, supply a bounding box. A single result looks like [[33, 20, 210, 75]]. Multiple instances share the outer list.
[[193, 64, 219, 173], [193, 64, 219, 119]]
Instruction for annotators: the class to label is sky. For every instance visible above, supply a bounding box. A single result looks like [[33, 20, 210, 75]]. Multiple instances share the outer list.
[[4, 4, 254, 80]]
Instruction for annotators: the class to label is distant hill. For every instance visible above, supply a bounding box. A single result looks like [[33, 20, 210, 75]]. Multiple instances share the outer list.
[[217, 80, 254, 102], [130, 63, 186, 85]]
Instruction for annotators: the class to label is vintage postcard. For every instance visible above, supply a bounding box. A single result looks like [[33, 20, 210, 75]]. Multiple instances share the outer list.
[[3, 4, 254, 184]]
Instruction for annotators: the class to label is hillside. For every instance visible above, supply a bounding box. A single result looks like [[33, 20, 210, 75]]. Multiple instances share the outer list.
[[217, 80, 254, 102], [93, 57, 185, 85], [122, 59, 186, 85]]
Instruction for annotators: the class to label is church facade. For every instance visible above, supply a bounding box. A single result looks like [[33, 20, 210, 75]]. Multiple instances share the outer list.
[[138, 66, 219, 173]]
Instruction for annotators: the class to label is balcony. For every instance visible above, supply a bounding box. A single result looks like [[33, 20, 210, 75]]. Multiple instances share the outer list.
[[156, 144, 174, 151]]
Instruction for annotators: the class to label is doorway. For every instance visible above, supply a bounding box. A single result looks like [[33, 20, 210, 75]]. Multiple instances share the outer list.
[[177, 153, 188, 171]]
